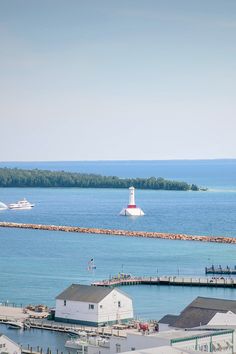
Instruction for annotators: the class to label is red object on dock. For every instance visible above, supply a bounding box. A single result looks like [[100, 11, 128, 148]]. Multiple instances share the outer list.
[[139, 323, 149, 331]]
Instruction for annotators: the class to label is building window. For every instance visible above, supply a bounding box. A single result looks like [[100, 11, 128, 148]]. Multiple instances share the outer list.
[[118, 301, 121, 308], [116, 344, 121, 353], [64, 300, 66, 306], [89, 304, 94, 310]]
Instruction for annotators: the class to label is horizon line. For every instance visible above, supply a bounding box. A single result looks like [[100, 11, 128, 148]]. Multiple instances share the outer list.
[[1, 158, 236, 163]]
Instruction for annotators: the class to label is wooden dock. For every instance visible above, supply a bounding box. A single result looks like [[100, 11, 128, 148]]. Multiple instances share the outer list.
[[92, 276, 236, 288], [0, 221, 236, 244], [25, 319, 127, 337], [205, 266, 236, 275], [22, 349, 42, 354]]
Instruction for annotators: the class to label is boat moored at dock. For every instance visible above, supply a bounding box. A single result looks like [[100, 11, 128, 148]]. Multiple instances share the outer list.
[[7, 321, 24, 329], [65, 335, 110, 351]]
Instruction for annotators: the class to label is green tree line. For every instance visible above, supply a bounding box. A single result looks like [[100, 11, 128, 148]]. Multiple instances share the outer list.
[[0, 168, 200, 191]]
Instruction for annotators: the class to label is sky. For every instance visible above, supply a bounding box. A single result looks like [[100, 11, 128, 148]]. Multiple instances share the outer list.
[[0, 0, 236, 161]]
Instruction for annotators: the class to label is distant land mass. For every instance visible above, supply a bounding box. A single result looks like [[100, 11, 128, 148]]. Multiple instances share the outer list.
[[0, 168, 202, 191]]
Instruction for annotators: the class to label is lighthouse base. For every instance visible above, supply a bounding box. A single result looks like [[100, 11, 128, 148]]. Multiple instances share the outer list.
[[119, 207, 145, 216]]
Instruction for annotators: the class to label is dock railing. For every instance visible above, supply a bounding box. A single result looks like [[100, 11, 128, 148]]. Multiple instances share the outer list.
[[92, 275, 236, 288]]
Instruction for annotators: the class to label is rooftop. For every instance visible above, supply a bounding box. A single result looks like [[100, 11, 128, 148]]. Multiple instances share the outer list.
[[159, 296, 236, 329], [121, 345, 202, 354], [56, 284, 114, 303], [127, 328, 233, 341]]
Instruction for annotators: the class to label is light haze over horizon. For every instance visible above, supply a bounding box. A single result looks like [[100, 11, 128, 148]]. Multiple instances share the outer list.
[[1, 0, 236, 161]]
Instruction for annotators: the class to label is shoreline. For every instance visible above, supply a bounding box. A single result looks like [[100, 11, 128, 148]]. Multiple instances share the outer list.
[[0, 221, 235, 244]]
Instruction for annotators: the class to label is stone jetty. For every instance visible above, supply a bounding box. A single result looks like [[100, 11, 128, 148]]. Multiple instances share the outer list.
[[0, 221, 236, 244]]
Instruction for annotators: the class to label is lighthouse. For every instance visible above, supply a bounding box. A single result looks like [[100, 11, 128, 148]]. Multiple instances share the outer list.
[[120, 187, 145, 216]]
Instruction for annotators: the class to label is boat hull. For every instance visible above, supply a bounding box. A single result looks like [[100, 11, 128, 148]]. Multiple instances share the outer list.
[[9, 206, 34, 210], [8, 322, 23, 329]]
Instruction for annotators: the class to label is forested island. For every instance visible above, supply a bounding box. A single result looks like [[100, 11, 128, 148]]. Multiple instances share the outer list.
[[0, 168, 201, 191]]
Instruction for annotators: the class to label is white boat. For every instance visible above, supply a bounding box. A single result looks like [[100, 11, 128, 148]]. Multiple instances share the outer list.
[[8, 198, 35, 210], [65, 336, 110, 350], [65, 338, 88, 350], [8, 321, 24, 329]]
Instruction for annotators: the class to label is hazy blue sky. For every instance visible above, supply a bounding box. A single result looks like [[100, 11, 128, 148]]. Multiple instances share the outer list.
[[1, 0, 236, 161]]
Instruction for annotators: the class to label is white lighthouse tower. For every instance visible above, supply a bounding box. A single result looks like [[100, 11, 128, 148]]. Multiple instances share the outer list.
[[120, 187, 145, 216]]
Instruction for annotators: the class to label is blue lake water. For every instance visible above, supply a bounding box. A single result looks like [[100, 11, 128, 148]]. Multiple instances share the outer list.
[[1, 159, 236, 189], [0, 160, 236, 350], [0, 324, 69, 354]]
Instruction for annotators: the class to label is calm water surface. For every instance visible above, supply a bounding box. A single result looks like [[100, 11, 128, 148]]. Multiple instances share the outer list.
[[0, 160, 236, 350]]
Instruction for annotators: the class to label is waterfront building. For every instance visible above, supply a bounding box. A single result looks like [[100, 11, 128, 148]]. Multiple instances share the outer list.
[[64, 327, 234, 353], [55, 284, 133, 326], [159, 296, 236, 329], [208, 311, 236, 326], [120, 187, 144, 216], [120, 346, 202, 353], [111, 328, 234, 353], [0, 334, 21, 354]]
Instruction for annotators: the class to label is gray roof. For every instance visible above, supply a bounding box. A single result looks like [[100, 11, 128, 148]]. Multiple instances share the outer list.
[[56, 284, 114, 303], [162, 296, 236, 329], [187, 297, 236, 312], [159, 314, 178, 326]]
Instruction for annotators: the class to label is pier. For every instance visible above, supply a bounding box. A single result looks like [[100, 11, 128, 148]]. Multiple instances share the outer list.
[[0, 315, 127, 338], [0, 221, 236, 244], [205, 265, 236, 275], [92, 275, 236, 288]]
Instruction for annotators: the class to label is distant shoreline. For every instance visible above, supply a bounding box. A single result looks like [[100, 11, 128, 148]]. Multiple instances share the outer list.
[[0, 222, 235, 244], [0, 167, 202, 191]]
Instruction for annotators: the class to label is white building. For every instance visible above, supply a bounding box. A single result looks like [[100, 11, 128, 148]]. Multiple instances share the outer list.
[[208, 311, 236, 326], [65, 327, 234, 354], [120, 187, 144, 216], [0, 334, 21, 354], [121, 346, 202, 354], [110, 328, 234, 354], [55, 284, 133, 326]]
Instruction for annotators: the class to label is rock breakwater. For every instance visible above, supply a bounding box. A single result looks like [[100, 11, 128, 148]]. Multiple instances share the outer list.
[[0, 222, 235, 244]]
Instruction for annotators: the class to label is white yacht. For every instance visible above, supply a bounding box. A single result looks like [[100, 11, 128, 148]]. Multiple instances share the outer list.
[[65, 336, 109, 351], [65, 338, 88, 350], [7, 321, 24, 329], [8, 198, 35, 210]]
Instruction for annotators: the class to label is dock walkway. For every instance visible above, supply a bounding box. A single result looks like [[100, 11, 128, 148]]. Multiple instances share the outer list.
[[205, 266, 236, 275], [25, 318, 127, 337], [92, 276, 236, 288]]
